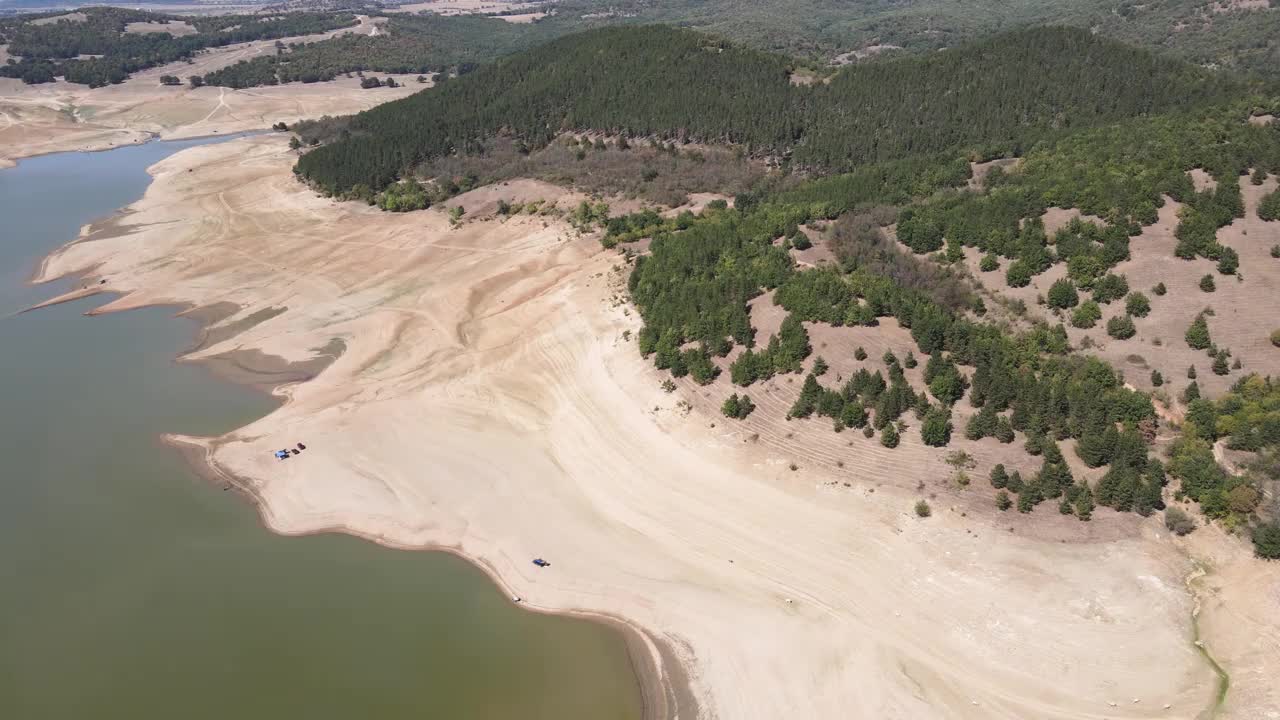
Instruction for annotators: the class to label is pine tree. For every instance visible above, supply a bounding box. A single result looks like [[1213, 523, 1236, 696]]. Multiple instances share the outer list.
[[1212, 350, 1230, 375], [880, 422, 900, 448], [1185, 314, 1211, 350], [921, 407, 952, 447], [789, 373, 823, 418], [990, 464, 1009, 489]]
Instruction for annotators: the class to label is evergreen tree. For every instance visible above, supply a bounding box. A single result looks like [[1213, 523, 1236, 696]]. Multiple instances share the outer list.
[[789, 373, 823, 418], [880, 422, 900, 448], [921, 407, 952, 447], [1212, 350, 1230, 375], [990, 464, 1009, 489], [1185, 314, 1211, 350]]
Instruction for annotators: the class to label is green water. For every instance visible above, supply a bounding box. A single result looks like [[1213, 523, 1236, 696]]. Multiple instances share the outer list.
[[0, 138, 644, 720]]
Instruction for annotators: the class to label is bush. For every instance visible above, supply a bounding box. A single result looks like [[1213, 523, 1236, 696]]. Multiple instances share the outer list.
[[791, 232, 813, 250], [1199, 274, 1216, 292], [1164, 507, 1196, 536], [1187, 365, 1197, 379], [1217, 247, 1239, 275], [1252, 521, 1280, 559], [1071, 301, 1102, 329], [904, 351, 918, 369], [979, 253, 999, 272], [1185, 314, 1211, 350], [1260, 189, 1280, 222], [914, 499, 932, 517], [880, 423, 900, 448], [1107, 314, 1136, 340], [995, 490, 1012, 511], [1005, 260, 1032, 288], [721, 393, 756, 419], [1152, 282, 1167, 296], [1271, 329, 1280, 348], [1151, 370, 1163, 387], [854, 346, 867, 361], [1125, 292, 1151, 318], [1092, 273, 1129, 304], [1272, 245, 1280, 259], [1046, 278, 1079, 309]]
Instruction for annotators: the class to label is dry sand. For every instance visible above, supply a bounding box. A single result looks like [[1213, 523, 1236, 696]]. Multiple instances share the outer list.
[[0, 15, 405, 168], [29, 133, 1280, 719]]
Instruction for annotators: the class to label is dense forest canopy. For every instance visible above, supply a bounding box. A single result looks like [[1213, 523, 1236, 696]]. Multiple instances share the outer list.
[[200, 13, 562, 88], [545, 0, 1280, 76], [294, 24, 1248, 197], [0, 7, 356, 86]]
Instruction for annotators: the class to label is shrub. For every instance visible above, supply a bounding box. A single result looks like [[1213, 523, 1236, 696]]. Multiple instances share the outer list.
[[904, 351, 918, 369], [1092, 273, 1129, 304], [1272, 244, 1280, 259], [1005, 260, 1032, 288], [914, 499, 932, 518], [1217, 247, 1239, 275], [1251, 168, 1267, 186], [990, 464, 1009, 488], [1185, 314, 1211, 350], [1187, 365, 1197, 379], [1071, 301, 1102, 329], [979, 253, 999, 272], [880, 423, 900, 448], [1047, 278, 1079, 309], [1271, 329, 1280, 348], [1151, 370, 1164, 387], [1125, 292, 1151, 318], [854, 346, 867, 361], [1107, 314, 1136, 340], [995, 490, 1012, 511], [1199, 274, 1216, 292], [1164, 507, 1196, 536], [791, 232, 813, 250], [1260, 189, 1280, 222], [1252, 521, 1280, 559], [721, 393, 756, 419], [1152, 282, 1167, 296]]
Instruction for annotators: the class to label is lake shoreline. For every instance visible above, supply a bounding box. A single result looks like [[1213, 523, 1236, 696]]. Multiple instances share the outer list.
[[27, 139, 692, 720]]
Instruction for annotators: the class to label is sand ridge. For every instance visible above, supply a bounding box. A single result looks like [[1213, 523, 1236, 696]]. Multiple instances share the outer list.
[[31, 134, 1279, 719]]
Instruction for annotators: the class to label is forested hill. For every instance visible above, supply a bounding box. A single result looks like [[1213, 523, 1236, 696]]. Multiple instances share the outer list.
[[294, 25, 1245, 197]]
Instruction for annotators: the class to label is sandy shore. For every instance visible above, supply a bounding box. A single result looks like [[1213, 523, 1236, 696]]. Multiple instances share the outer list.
[[31, 134, 1280, 719]]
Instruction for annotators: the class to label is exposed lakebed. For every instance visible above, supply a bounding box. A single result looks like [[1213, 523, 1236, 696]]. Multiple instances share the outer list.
[[0, 137, 643, 720]]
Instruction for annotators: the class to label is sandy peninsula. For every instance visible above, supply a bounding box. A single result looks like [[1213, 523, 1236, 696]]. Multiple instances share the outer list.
[[31, 134, 1280, 719]]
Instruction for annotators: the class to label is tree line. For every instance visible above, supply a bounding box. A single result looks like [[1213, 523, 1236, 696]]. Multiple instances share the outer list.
[[293, 24, 1248, 198], [0, 7, 356, 87]]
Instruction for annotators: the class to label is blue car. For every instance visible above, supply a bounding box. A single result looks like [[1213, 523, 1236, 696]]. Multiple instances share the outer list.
[[532, 558, 550, 568]]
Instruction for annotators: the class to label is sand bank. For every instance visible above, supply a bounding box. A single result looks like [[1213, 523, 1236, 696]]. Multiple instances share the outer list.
[[33, 134, 1280, 719]]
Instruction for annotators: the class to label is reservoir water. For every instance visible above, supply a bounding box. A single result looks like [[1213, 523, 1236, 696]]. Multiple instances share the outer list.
[[0, 137, 644, 720]]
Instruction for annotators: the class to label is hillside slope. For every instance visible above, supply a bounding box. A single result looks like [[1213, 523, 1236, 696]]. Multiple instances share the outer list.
[[295, 25, 1244, 196]]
